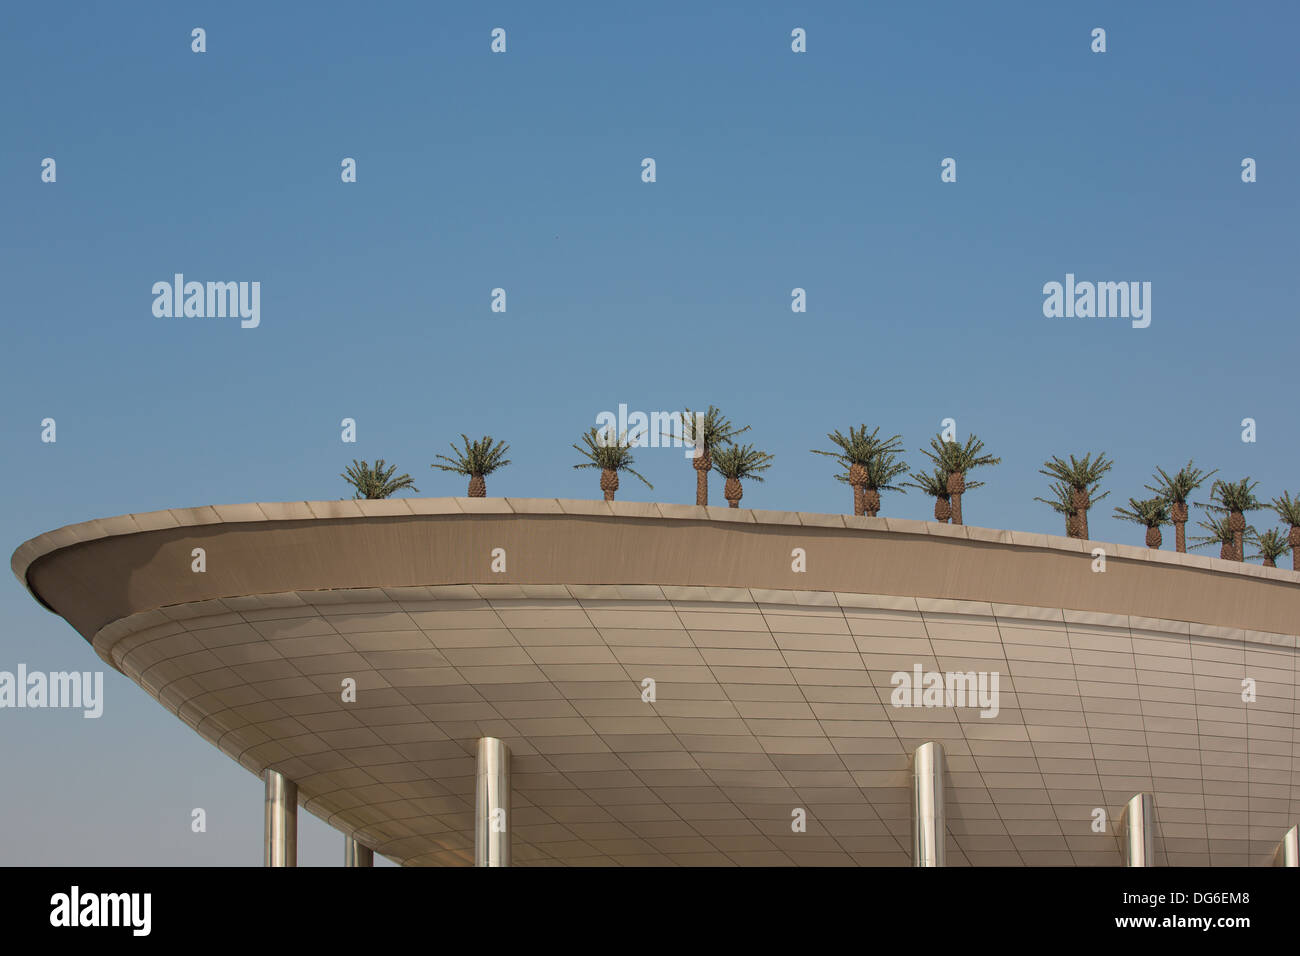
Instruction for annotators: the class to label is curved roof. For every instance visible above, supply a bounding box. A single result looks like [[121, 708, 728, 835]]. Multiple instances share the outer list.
[[13, 497, 1300, 646], [11, 499, 1300, 866]]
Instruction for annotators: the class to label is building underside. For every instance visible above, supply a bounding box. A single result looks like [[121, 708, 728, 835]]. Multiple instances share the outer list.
[[13, 497, 1300, 866]]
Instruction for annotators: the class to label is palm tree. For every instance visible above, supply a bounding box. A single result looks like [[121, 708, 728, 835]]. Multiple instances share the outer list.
[[920, 434, 1001, 525], [341, 459, 418, 499], [711, 444, 774, 508], [1248, 528, 1291, 568], [812, 426, 903, 517], [1198, 478, 1263, 562], [1145, 461, 1216, 554], [573, 427, 652, 502], [1113, 496, 1172, 549], [1038, 453, 1113, 539], [673, 406, 749, 507], [1268, 491, 1300, 571], [903, 468, 955, 522], [1034, 480, 1082, 537], [838, 448, 908, 517], [432, 435, 511, 497], [1191, 513, 1249, 561]]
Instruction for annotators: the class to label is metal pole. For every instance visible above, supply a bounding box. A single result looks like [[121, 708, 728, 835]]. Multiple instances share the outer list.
[[264, 769, 297, 867], [1273, 825, 1298, 867], [911, 740, 946, 867], [475, 737, 510, 867], [1122, 793, 1155, 867], [345, 835, 374, 867]]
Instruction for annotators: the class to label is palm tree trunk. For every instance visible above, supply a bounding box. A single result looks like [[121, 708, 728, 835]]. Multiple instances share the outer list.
[[694, 449, 711, 506], [852, 484, 865, 517], [1068, 489, 1090, 540], [468, 474, 486, 497], [1171, 501, 1188, 553], [724, 477, 742, 508], [945, 471, 965, 524], [600, 469, 619, 502], [863, 489, 881, 518]]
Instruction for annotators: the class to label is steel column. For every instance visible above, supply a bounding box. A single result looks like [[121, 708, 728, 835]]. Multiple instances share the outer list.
[[1121, 792, 1155, 867], [1273, 825, 1298, 867], [263, 769, 298, 867], [345, 835, 374, 867], [475, 737, 510, 867], [911, 741, 946, 867]]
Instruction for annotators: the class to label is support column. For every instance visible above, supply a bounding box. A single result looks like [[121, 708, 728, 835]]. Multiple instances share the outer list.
[[345, 835, 374, 867], [1121, 792, 1155, 867], [1273, 825, 1298, 867], [911, 740, 946, 867], [263, 769, 297, 867], [475, 737, 510, 867]]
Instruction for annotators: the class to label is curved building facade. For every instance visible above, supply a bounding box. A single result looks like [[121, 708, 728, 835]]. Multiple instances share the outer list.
[[12, 498, 1300, 866]]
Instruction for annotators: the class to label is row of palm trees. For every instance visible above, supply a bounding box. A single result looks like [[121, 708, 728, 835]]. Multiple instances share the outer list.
[[338, 436, 512, 499], [337, 409, 1300, 571], [1032, 455, 1300, 567]]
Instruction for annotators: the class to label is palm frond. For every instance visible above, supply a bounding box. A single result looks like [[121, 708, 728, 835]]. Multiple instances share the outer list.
[[1033, 480, 1075, 515], [857, 449, 908, 491], [670, 406, 750, 451], [1113, 496, 1171, 529], [919, 433, 1001, 474], [573, 427, 653, 488], [432, 434, 511, 476], [1197, 477, 1263, 514], [1039, 452, 1114, 488], [1248, 528, 1292, 562], [340, 459, 419, 499], [812, 425, 903, 470], [902, 468, 949, 498], [1190, 513, 1254, 549], [712, 444, 774, 482], [1144, 460, 1216, 504], [1271, 491, 1300, 526]]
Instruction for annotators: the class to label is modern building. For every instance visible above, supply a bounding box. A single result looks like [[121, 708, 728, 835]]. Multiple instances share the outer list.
[[12, 497, 1300, 866]]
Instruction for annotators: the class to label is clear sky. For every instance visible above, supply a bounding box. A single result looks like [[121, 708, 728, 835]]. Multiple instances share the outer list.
[[2, 1, 1296, 864]]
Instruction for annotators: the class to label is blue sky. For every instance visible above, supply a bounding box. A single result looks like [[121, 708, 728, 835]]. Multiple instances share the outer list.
[[2, 1, 1296, 864]]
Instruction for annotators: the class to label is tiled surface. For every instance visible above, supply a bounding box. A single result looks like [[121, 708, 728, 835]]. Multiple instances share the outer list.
[[95, 587, 1300, 867]]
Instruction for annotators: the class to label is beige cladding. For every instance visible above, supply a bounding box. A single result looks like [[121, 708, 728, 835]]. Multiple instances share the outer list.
[[12, 499, 1300, 866], [13, 498, 1300, 645]]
